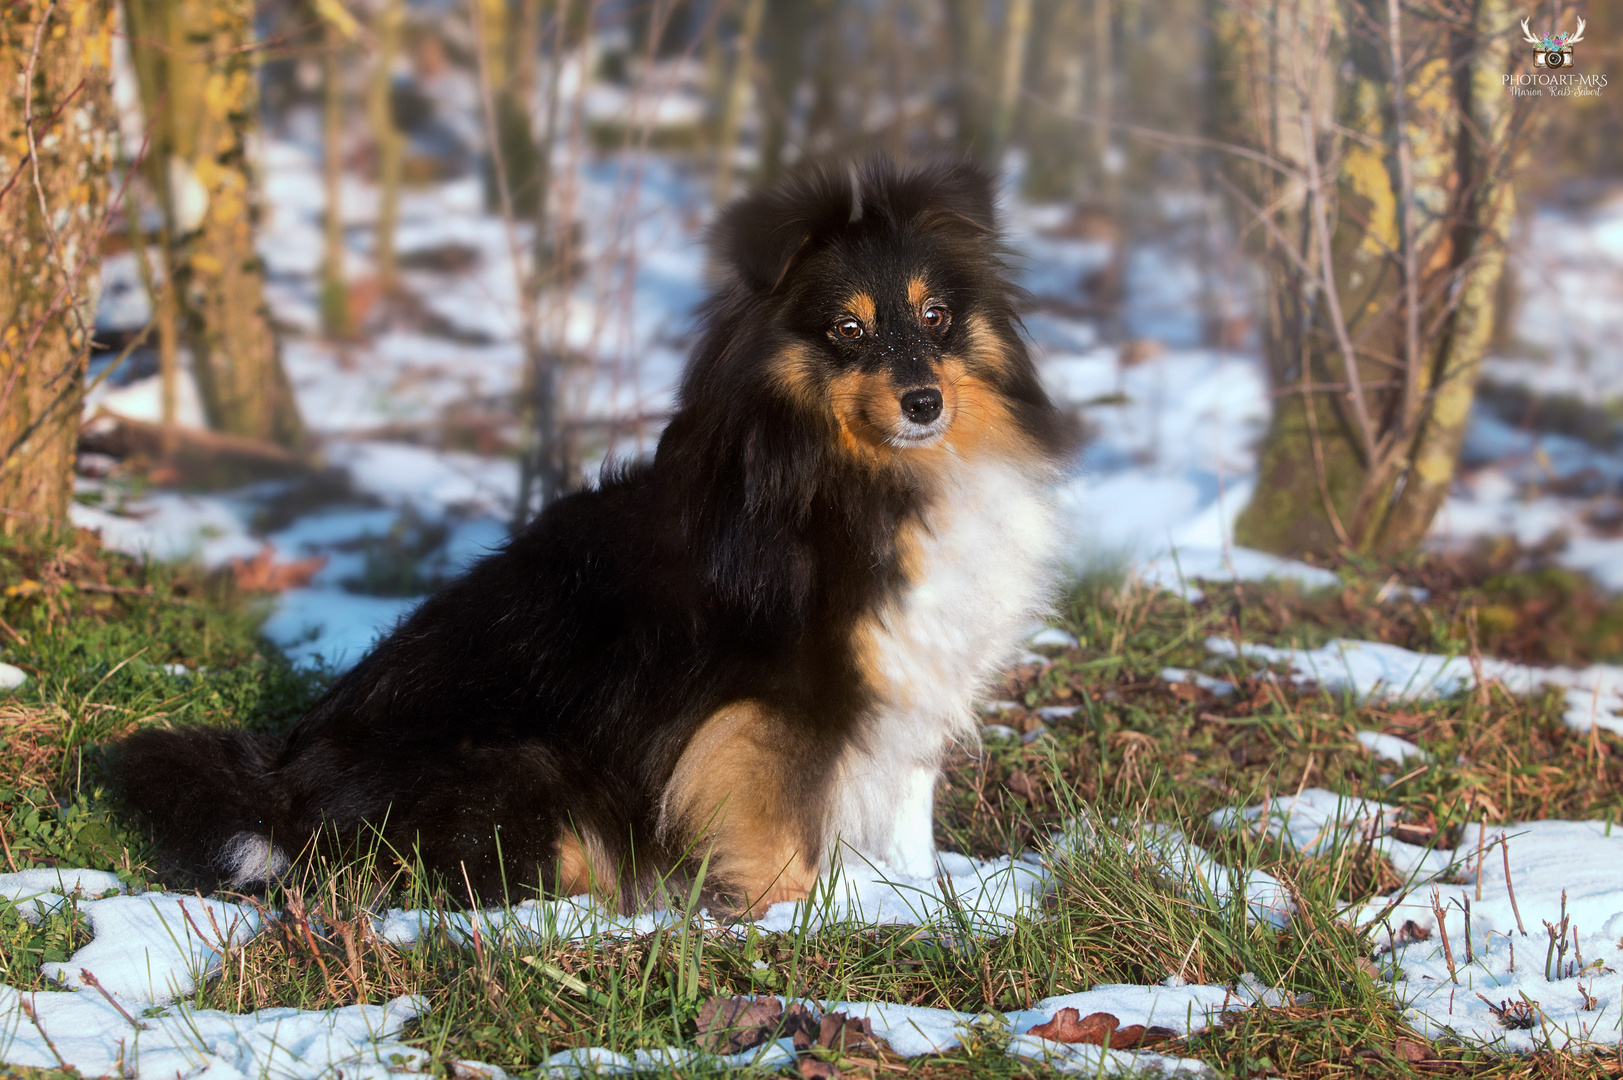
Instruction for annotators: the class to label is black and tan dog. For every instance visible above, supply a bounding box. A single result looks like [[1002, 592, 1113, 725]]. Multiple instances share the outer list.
[[114, 158, 1074, 915]]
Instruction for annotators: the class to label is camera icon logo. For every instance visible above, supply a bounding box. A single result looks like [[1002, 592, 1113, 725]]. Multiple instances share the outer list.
[[1521, 15, 1584, 69]]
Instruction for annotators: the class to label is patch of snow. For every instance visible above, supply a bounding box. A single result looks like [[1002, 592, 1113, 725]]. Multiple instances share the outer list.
[[85, 362, 208, 429], [1028, 627, 1079, 649], [70, 491, 263, 568], [1224, 794, 1623, 1052], [0, 869, 121, 923], [1207, 636, 1623, 737], [1212, 788, 1456, 883], [0, 663, 25, 691], [0, 987, 425, 1079], [262, 590, 419, 672], [1134, 544, 1339, 603], [42, 893, 263, 1005], [1160, 668, 1235, 698], [1354, 731, 1429, 764]]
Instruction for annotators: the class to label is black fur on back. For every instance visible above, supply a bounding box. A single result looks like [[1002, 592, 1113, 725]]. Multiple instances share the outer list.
[[111, 157, 1073, 907]]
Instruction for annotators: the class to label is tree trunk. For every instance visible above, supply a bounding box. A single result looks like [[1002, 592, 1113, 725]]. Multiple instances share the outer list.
[[321, 18, 353, 339], [756, 0, 813, 187], [944, 0, 990, 161], [123, 0, 305, 448], [713, 0, 766, 204], [371, 0, 405, 297], [990, 0, 1033, 160], [0, 0, 115, 542], [1215, 0, 1534, 560]]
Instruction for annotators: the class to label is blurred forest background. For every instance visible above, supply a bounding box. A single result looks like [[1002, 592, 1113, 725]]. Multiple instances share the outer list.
[[4, 0, 1623, 666]]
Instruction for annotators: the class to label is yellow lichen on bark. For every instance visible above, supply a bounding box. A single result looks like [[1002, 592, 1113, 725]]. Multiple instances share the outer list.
[[1, 0, 116, 542]]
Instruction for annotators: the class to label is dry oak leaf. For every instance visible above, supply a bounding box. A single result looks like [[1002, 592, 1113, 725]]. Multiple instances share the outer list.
[[817, 1012, 884, 1053], [1026, 1008, 1174, 1049], [231, 546, 328, 593], [696, 995, 818, 1055], [798, 1061, 840, 1080], [1006, 769, 1044, 804], [1393, 1038, 1435, 1062]]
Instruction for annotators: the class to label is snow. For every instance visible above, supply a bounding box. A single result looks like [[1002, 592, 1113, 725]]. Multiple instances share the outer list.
[[1207, 636, 1623, 737], [0, 663, 25, 691], [0, 874, 427, 1078], [1225, 797, 1623, 1051], [0, 987, 425, 1080], [1354, 731, 1430, 764], [1213, 788, 1456, 884], [1159, 668, 1236, 698], [40, 893, 262, 1006], [373, 850, 1052, 949]]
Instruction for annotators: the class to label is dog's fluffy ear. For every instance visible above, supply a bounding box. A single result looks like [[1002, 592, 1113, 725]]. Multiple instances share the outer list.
[[882, 157, 998, 240], [711, 166, 856, 293]]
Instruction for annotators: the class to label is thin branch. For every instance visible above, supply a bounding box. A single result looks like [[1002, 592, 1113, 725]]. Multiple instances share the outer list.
[[1296, 98, 1378, 467], [1386, 0, 1424, 440], [1023, 91, 1307, 184]]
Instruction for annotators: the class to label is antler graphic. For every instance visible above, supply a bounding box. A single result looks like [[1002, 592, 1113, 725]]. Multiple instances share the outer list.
[[1567, 15, 1585, 45], [1520, 16, 1540, 44]]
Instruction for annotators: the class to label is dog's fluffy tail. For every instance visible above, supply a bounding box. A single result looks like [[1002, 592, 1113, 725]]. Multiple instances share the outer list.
[[111, 727, 292, 889]]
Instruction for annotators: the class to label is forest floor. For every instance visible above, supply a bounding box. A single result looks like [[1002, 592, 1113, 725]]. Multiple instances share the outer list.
[[4, 530, 1623, 1079]]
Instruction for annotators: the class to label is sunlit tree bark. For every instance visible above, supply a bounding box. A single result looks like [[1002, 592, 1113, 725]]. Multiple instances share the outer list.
[[1214, 0, 1536, 558], [0, 0, 116, 541], [123, 0, 305, 447]]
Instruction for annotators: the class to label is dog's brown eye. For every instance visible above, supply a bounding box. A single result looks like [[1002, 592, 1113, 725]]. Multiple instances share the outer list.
[[922, 305, 949, 330], [835, 318, 864, 339]]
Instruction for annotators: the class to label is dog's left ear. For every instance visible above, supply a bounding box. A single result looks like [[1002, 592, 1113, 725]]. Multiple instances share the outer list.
[[908, 159, 998, 239], [711, 167, 855, 293]]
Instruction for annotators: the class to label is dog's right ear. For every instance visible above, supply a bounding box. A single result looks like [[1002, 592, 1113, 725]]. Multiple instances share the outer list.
[[712, 168, 855, 293]]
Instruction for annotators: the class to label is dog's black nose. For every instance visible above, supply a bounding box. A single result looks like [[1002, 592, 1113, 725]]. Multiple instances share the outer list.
[[900, 388, 943, 426]]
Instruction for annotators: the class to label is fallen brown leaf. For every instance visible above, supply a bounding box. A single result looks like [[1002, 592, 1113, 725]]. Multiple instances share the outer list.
[[818, 1012, 883, 1053], [1393, 1037, 1435, 1062], [1027, 1008, 1118, 1044], [695, 995, 783, 1054], [231, 546, 328, 593], [1025, 1009, 1171, 1049], [1007, 769, 1043, 804], [798, 1060, 840, 1080], [695, 996, 818, 1055]]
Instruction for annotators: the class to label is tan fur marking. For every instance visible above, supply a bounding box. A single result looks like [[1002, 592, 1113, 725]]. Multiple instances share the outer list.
[[826, 369, 900, 465], [907, 276, 930, 310], [962, 313, 1013, 378], [554, 828, 614, 898], [847, 292, 877, 328], [660, 702, 818, 916], [768, 343, 821, 410]]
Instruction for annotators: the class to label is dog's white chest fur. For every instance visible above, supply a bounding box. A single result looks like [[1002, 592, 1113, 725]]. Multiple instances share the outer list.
[[827, 458, 1058, 877]]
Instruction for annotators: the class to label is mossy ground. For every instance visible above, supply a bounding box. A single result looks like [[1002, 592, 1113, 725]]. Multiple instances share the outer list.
[[3, 530, 1623, 1078]]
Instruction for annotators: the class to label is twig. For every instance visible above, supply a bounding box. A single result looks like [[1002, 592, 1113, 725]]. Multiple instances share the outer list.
[[1462, 896, 1473, 964], [1431, 888, 1457, 982], [19, 997, 71, 1071], [80, 968, 148, 1030], [1502, 835, 1526, 935], [1295, 99, 1378, 468], [1385, 0, 1424, 440]]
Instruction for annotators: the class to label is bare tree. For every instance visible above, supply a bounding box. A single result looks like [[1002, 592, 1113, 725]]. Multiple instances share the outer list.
[[1211, 0, 1540, 557], [1, 0, 117, 542]]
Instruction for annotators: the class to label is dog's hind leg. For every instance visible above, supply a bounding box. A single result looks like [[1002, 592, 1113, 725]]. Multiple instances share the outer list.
[[658, 701, 824, 917]]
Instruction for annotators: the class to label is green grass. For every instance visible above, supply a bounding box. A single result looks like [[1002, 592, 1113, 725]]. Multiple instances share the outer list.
[[5, 531, 1623, 1078]]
